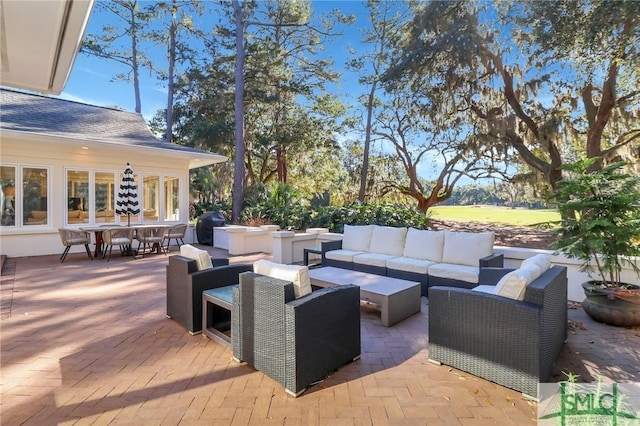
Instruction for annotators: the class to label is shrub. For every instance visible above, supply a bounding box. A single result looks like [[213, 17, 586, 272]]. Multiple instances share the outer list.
[[241, 201, 428, 232]]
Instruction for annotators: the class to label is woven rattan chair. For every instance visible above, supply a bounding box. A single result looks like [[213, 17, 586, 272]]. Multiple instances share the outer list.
[[428, 265, 568, 399], [166, 256, 245, 334], [163, 223, 188, 252], [136, 226, 166, 258], [102, 228, 135, 261], [232, 272, 361, 396], [57, 228, 93, 263]]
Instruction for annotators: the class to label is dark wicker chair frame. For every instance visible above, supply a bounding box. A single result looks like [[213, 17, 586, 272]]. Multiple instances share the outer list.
[[166, 255, 249, 334], [232, 272, 361, 397], [428, 265, 568, 399], [320, 239, 504, 296]]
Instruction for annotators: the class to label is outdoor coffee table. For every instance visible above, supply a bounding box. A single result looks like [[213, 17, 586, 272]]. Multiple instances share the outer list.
[[308, 266, 421, 327]]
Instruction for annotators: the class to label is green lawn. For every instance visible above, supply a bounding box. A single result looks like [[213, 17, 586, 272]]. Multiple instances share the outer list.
[[429, 205, 560, 227]]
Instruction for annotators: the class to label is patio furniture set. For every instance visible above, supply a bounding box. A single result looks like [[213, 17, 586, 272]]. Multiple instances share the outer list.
[[165, 226, 568, 400], [58, 223, 188, 262]]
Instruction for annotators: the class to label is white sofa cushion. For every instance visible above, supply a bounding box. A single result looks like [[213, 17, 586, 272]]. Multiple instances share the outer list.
[[442, 231, 494, 267], [495, 264, 542, 301], [472, 285, 497, 295], [180, 244, 213, 271], [387, 257, 436, 275], [521, 254, 551, 273], [403, 229, 444, 262], [342, 225, 374, 252], [353, 253, 396, 268], [253, 259, 312, 298], [369, 226, 407, 256], [427, 263, 481, 284], [325, 249, 366, 262]]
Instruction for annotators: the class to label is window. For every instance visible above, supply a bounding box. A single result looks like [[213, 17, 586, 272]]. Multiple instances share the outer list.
[[23, 167, 49, 226], [164, 176, 180, 221], [66, 170, 89, 225], [143, 175, 160, 222], [1, 166, 16, 227], [95, 172, 115, 223]]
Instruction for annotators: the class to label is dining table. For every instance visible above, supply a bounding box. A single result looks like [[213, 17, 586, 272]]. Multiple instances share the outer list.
[[79, 224, 172, 257]]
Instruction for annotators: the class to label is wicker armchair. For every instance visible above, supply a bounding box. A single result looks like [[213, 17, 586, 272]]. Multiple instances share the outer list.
[[57, 228, 93, 263], [166, 255, 247, 334], [232, 272, 361, 397], [163, 223, 188, 252], [101, 227, 135, 261], [136, 226, 166, 257], [428, 265, 568, 399]]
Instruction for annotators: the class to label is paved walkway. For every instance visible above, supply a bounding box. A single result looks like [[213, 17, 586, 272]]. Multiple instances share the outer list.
[[1, 247, 639, 425]]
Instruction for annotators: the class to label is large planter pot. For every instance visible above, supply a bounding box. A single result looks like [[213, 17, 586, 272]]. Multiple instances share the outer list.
[[581, 281, 640, 327]]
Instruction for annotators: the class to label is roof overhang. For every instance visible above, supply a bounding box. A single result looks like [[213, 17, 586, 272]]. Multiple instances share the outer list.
[[2, 129, 228, 169], [0, 0, 94, 95]]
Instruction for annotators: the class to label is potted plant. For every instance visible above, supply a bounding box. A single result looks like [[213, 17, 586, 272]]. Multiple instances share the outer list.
[[551, 157, 640, 327]]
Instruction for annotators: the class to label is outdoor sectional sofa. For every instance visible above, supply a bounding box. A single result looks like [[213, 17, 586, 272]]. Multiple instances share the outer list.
[[428, 261, 568, 398], [320, 225, 504, 296]]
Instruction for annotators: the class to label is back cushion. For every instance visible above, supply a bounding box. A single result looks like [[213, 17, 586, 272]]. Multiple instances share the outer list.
[[253, 259, 312, 298], [442, 231, 494, 266], [495, 264, 542, 300], [521, 254, 551, 273], [31, 210, 47, 219], [180, 244, 213, 271], [369, 226, 407, 256], [67, 210, 81, 219], [403, 228, 445, 262], [342, 225, 375, 252]]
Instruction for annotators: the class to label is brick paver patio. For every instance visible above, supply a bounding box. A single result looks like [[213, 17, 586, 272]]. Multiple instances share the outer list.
[[1, 247, 639, 425]]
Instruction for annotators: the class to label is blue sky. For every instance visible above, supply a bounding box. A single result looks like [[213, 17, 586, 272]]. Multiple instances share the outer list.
[[62, 1, 372, 121]]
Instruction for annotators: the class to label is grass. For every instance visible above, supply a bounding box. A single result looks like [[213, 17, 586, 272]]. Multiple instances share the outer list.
[[429, 205, 560, 227]]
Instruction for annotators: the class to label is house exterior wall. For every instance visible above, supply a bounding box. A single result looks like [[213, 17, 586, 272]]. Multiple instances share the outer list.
[[0, 134, 193, 257]]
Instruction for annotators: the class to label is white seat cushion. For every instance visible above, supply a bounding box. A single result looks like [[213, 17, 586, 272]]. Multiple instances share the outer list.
[[494, 264, 542, 301], [253, 259, 312, 298], [403, 228, 444, 262], [180, 244, 213, 271], [472, 285, 497, 295], [342, 225, 374, 252], [387, 256, 436, 275], [441, 231, 494, 267], [325, 249, 366, 262], [521, 254, 551, 273], [369, 226, 407, 256], [427, 263, 481, 284], [352, 253, 397, 268]]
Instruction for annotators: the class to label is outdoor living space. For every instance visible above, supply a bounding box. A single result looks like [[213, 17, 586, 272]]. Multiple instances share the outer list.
[[2, 248, 639, 425]]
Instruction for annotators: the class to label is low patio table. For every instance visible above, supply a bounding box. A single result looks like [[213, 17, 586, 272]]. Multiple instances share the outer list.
[[202, 285, 236, 346], [308, 266, 421, 327]]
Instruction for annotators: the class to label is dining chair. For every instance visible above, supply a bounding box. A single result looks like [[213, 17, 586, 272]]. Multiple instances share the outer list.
[[57, 228, 93, 263], [136, 226, 166, 258], [163, 223, 188, 252], [102, 228, 135, 261]]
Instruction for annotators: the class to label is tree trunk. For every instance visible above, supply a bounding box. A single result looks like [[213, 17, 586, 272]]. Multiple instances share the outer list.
[[276, 146, 287, 183], [165, 0, 177, 143], [232, 0, 245, 223], [359, 80, 377, 202], [129, 4, 142, 114]]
